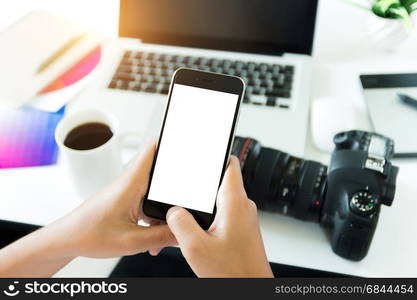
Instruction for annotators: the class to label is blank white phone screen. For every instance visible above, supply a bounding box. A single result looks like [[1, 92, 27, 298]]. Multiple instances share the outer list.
[[148, 84, 239, 213]]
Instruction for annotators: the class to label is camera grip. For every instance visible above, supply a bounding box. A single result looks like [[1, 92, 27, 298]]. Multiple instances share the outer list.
[[330, 212, 378, 261]]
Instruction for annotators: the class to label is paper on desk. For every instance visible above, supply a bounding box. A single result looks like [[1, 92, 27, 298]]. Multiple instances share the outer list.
[[0, 10, 102, 109], [27, 67, 93, 112], [27, 45, 101, 112]]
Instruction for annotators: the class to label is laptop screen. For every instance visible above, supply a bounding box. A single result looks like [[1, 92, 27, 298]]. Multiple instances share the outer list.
[[119, 0, 318, 56]]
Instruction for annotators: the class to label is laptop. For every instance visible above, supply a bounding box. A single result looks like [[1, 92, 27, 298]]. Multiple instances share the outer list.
[[71, 0, 318, 156]]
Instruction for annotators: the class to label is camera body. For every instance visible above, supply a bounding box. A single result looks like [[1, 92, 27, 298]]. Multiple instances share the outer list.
[[320, 131, 398, 260], [232, 130, 399, 261]]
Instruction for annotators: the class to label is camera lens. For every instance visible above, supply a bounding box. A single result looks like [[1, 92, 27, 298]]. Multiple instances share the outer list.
[[250, 147, 282, 209], [231, 137, 261, 192], [233, 137, 327, 222]]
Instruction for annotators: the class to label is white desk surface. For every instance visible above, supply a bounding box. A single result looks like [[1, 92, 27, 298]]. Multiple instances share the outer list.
[[1, 0, 417, 277]]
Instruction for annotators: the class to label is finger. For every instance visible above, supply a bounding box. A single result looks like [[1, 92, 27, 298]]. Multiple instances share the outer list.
[[148, 248, 162, 256], [147, 219, 162, 226], [120, 141, 157, 200], [148, 220, 164, 255], [217, 156, 247, 209], [127, 223, 176, 253], [142, 214, 165, 226], [128, 141, 157, 185], [166, 207, 205, 248], [221, 156, 246, 195]]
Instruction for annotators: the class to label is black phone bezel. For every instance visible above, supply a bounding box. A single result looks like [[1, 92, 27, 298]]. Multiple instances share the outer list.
[[143, 68, 245, 230]]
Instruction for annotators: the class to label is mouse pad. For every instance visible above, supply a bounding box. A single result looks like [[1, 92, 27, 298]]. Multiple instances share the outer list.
[[360, 73, 417, 154]]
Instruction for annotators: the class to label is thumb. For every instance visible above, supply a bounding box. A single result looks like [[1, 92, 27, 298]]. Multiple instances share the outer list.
[[128, 141, 156, 184], [166, 207, 205, 248], [119, 141, 156, 198]]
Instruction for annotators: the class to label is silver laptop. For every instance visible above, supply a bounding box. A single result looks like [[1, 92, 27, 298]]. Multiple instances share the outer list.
[[72, 0, 318, 156]]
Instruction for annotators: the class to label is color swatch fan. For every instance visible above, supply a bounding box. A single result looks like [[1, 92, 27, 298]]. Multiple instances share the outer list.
[[0, 107, 65, 168]]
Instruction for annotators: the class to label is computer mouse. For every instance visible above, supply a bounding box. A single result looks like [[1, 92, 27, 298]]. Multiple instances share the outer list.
[[310, 97, 357, 153]]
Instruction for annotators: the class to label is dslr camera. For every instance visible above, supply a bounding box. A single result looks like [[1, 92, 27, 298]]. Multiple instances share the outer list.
[[232, 130, 399, 261]]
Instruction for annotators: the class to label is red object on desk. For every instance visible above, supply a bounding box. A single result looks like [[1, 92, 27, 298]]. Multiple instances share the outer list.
[[39, 46, 101, 94]]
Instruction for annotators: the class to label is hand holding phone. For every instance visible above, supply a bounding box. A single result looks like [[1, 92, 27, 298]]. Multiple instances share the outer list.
[[143, 68, 245, 229], [166, 157, 273, 277]]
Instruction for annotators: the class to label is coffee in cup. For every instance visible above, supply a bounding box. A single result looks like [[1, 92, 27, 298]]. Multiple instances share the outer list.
[[55, 110, 123, 198], [64, 122, 113, 151]]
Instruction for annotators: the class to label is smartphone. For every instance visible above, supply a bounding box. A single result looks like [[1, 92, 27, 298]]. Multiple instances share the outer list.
[[143, 68, 245, 229]]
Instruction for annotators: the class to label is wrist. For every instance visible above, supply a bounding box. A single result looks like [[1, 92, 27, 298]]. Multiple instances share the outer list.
[[35, 221, 78, 261], [48, 200, 101, 258], [38, 206, 89, 260]]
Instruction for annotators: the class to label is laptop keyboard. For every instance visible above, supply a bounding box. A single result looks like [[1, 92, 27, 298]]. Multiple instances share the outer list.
[[108, 50, 294, 108]]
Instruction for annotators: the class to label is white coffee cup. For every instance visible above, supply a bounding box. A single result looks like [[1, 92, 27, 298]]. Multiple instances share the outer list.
[[55, 109, 141, 198]]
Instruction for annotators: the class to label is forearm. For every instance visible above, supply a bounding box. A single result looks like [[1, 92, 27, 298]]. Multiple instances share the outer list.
[[0, 221, 76, 277]]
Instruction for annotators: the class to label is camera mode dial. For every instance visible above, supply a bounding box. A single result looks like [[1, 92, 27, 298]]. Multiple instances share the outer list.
[[350, 191, 377, 216]]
